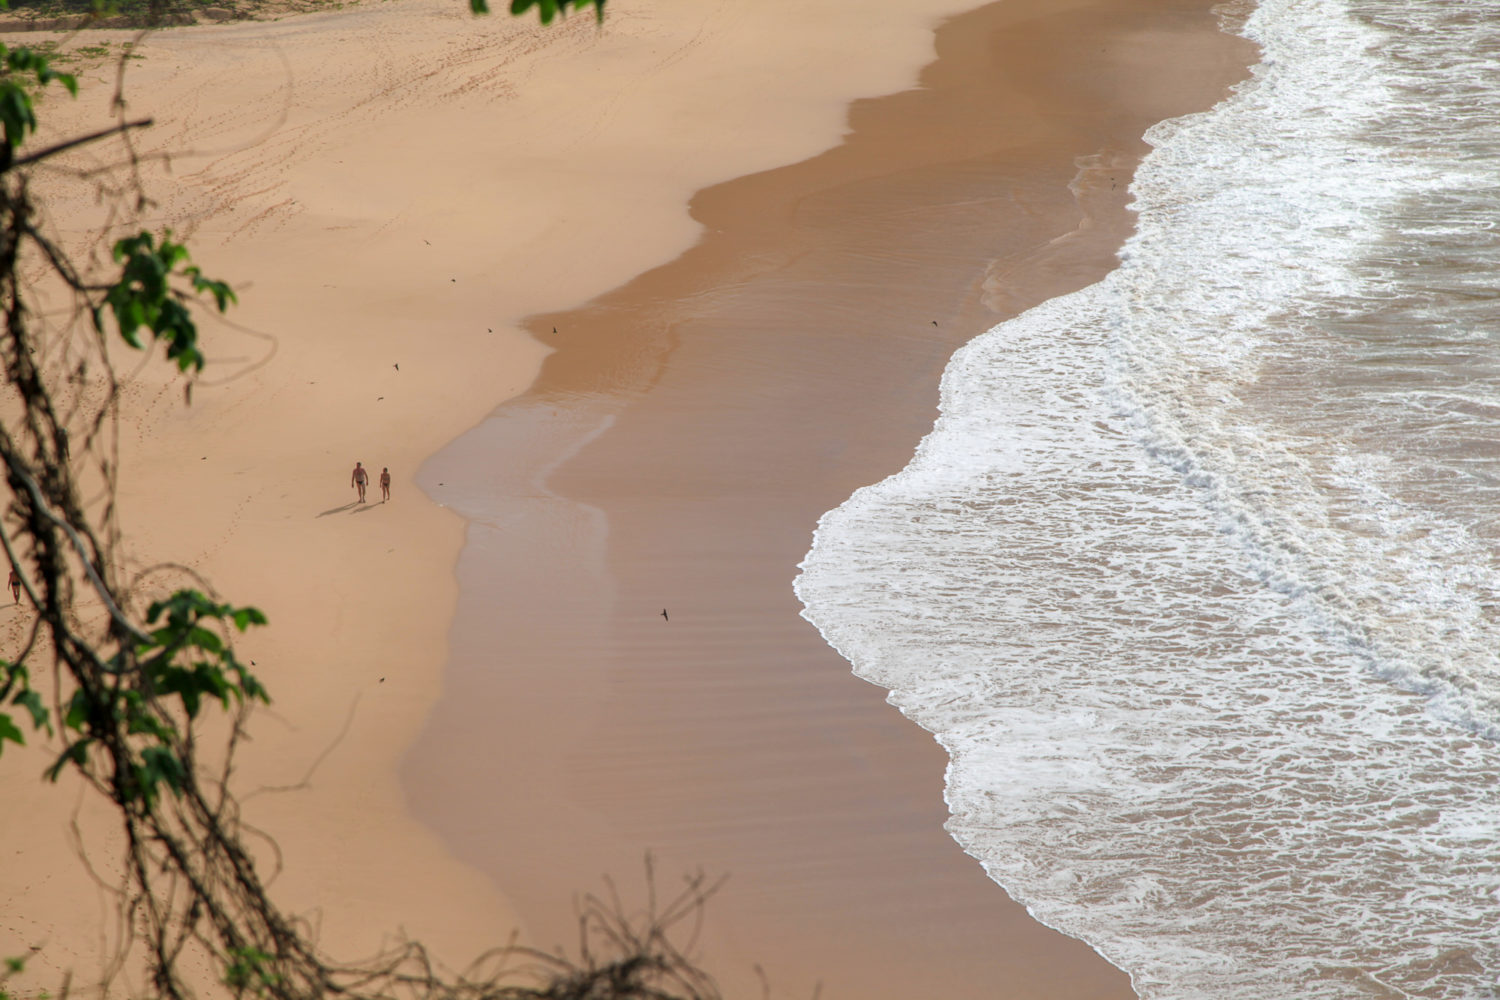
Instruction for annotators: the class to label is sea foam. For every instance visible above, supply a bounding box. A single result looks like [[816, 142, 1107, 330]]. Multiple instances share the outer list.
[[796, 0, 1500, 995]]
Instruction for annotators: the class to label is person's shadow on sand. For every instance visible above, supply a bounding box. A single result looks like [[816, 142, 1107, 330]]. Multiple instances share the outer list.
[[316, 502, 362, 517]]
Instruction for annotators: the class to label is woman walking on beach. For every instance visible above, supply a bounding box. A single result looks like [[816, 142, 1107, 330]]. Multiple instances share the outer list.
[[380, 467, 391, 502]]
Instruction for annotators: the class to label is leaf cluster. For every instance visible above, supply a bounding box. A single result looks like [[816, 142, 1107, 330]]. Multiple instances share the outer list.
[[96, 232, 236, 373], [471, 0, 604, 24], [0, 661, 46, 747], [0, 44, 77, 154], [3, 592, 267, 816]]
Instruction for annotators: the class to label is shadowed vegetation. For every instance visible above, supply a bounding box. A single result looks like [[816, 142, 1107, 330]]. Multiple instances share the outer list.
[[0, 2, 756, 999]]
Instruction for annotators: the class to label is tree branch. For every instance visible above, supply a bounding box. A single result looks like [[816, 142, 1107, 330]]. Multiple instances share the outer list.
[[2, 456, 150, 646], [10, 117, 155, 171]]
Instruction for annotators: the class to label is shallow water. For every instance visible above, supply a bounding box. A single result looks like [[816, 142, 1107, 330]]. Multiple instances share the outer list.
[[796, 1, 1500, 995]]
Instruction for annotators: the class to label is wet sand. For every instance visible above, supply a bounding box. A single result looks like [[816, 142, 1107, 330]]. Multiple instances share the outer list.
[[407, 1, 1254, 998]]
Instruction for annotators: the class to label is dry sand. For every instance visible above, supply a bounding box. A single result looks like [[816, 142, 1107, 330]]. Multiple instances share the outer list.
[[0, 0, 1250, 997]]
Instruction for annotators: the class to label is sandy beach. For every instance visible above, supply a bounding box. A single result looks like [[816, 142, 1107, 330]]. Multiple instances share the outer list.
[[407, 0, 1251, 997], [0, 1, 1249, 997]]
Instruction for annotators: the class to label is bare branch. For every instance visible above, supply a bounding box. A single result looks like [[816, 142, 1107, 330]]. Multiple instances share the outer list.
[[11, 118, 156, 171]]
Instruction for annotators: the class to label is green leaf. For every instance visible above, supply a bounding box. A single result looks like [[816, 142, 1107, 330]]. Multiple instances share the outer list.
[[113, 297, 145, 345], [13, 689, 49, 732], [45, 738, 92, 781], [502, 0, 602, 18], [0, 660, 19, 702], [232, 664, 270, 705], [0, 85, 36, 149], [63, 688, 89, 732], [140, 746, 185, 802], [126, 713, 171, 741], [185, 625, 224, 654], [0, 713, 23, 751], [223, 946, 279, 993], [0, 48, 78, 149], [155, 662, 233, 718], [189, 273, 236, 312], [231, 607, 267, 630], [4, 957, 24, 973]]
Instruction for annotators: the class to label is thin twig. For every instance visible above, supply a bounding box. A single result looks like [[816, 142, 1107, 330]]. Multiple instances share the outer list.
[[11, 118, 155, 171]]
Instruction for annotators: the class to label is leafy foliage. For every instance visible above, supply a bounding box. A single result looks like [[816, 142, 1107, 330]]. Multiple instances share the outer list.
[[30, 589, 269, 813], [96, 231, 236, 372], [223, 946, 280, 998], [470, 0, 604, 23], [0, 44, 77, 152], [0, 662, 48, 757]]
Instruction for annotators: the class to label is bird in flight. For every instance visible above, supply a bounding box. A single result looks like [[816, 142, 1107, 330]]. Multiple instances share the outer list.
[[661, 608, 669, 621]]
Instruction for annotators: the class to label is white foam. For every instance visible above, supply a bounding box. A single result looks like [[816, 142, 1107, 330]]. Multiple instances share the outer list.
[[796, 0, 1500, 994]]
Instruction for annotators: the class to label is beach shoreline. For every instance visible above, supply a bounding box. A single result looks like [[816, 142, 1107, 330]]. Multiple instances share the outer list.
[[0, 0, 1254, 995], [407, 1, 1254, 998]]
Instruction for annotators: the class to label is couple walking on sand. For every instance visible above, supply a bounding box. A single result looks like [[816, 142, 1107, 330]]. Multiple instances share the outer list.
[[350, 462, 391, 504]]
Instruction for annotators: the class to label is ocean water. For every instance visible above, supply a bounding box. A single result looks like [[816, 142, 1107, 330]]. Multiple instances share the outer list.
[[794, 1, 1500, 997]]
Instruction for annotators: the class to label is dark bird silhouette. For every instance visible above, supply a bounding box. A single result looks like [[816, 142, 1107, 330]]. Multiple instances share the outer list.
[[553, 327, 557, 334], [931, 320, 938, 326], [394, 363, 399, 371], [661, 608, 669, 621]]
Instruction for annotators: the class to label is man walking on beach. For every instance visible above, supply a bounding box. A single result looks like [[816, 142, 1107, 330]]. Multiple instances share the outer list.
[[380, 467, 391, 503], [351, 461, 368, 503]]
